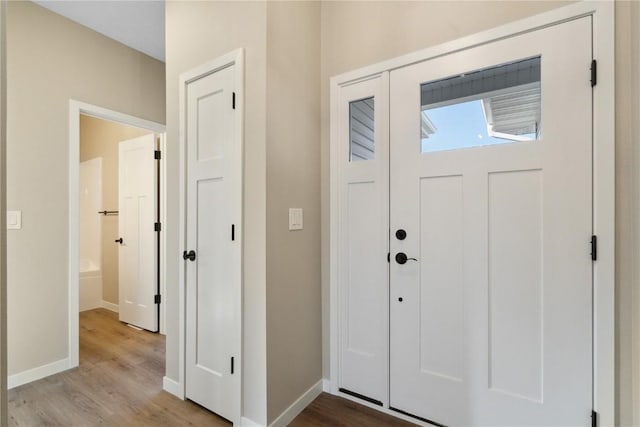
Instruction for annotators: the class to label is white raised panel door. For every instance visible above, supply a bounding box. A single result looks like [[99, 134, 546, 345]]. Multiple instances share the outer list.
[[118, 134, 158, 331], [337, 74, 389, 404], [389, 18, 592, 425], [185, 62, 241, 423]]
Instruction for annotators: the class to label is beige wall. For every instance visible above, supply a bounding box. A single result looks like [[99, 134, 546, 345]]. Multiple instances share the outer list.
[[319, 1, 640, 425], [0, 1, 7, 424], [265, 2, 321, 423], [615, 2, 640, 424], [79, 115, 151, 305], [6, 1, 165, 375], [165, 2, 268, 423]]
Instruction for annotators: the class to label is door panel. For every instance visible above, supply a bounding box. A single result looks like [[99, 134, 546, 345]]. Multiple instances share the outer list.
[[118, 134, 157, 331], [389, 17, 592, 425], [418, 175, 464, 383], [185, 63, 241, 423], [338, 75, 389, 404]]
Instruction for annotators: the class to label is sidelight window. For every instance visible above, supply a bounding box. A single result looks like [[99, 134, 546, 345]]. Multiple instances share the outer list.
[[350, 97, 375, 161]]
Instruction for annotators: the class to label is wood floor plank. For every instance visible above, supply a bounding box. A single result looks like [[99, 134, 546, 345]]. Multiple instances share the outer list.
[[9, 308, 416, 426], [8, 309, 230, 427], [290, 393, 418, 427]]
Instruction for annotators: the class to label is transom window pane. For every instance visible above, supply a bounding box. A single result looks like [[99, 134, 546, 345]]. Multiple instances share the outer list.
[[350, 97, 375, 161], [421, 57, 541, 153]]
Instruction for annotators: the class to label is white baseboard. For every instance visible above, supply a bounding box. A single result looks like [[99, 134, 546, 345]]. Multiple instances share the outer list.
[[269, 379, 323, 427], [8, 358, 70, 389], [101, 300, 119, 313], [322, 378, 331, 392], [241, 418, 263, 427], [162, 376, 183, 399]]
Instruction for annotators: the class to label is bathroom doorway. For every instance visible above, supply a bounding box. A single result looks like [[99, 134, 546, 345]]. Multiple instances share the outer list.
[[69, 101, 166, 368]]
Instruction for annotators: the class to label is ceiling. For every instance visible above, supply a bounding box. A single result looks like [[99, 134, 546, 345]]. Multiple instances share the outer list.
[[33, 0, 165, 62]]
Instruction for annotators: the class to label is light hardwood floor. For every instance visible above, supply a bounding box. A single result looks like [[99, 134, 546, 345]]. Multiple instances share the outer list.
[[9, 309, 229, 426], [8, 308, 416, 426]]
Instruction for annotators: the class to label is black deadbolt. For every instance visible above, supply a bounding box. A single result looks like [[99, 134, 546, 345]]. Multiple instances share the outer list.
[[395, 229, 407, 240], [114, 237, 123, 244], [183, 250, 196, 261]]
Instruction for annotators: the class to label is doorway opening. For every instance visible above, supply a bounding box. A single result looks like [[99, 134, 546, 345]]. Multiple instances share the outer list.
[[69, 101, 166, 368]]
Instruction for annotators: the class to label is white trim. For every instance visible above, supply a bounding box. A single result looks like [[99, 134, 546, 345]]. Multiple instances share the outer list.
[[8, 358, 70, 389], [240, 418, 263, 427], [162, 375, 182, 398], [178, 48, 245, 423], [322, 378, 331, 393], [101, 300, 119, 313], [329, 1, 615, 425], [591, 3, 616, 425], [159, 132, 167, 336], [68, 100, 166, 370], [268, 380, 322, 427]]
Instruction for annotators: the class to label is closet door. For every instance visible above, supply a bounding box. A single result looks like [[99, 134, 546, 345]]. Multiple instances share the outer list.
[[336, 74, 389, 405], [389, 17, 593, 425]]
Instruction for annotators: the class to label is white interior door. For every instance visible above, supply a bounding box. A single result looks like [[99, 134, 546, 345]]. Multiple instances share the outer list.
[[337, 75, 389, 405], [118, 133, 158, 331], [389, 17, 593, 425], [184, 62, 241, 423]]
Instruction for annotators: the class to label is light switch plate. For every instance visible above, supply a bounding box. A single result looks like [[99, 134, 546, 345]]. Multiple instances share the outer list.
[[7, 210, 22, 230], [289, 208, 303, 231]]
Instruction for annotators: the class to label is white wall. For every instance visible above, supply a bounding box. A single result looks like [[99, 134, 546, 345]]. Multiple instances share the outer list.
[[6, 1, 165, 376]]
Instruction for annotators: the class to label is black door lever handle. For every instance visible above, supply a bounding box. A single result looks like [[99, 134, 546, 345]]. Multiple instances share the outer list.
[[183, 250, 196, 261], [114, 238, 123, 244], [395, 252, 418, 265]]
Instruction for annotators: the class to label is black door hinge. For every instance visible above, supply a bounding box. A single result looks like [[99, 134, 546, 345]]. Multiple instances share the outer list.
[[154, 222, 161, 232], [231, 224, 235, 241], [590, 60, 597, 87], [591, 410, 598, 427], [231, 356, 235, 374], [154, 150, 161, 160], [387, 252, 390, 263], [591, 235, 598, 261], [232, 92, 236, 109], [154, 294, 161, 304]]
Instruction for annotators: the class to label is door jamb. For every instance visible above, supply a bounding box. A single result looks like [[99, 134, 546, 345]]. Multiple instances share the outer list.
[[328, 1, 615, 424], [68, 100, 167, 368], [175, 49, 245, 425]]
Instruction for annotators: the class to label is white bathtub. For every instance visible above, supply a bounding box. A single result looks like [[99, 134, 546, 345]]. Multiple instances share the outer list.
[[79, 259, 102, 312]]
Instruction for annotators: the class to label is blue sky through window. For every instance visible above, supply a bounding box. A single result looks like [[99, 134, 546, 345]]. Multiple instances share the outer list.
[[421, 100, 531, 153]]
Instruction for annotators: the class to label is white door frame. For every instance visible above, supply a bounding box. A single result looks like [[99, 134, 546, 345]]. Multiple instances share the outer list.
[[329, 2, 615, 425], [68, 100, 167, 368], [175, 49, 245, 419]]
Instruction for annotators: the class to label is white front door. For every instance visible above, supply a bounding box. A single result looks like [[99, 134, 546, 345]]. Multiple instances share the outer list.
[[389, 17, 592, 425], [118, 133, 158, 331], [184, 61, 241, 423]]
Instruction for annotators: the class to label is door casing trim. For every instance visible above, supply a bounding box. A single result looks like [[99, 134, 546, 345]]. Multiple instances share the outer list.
[[68, 100, 167, 367], [328, 2, 615, 424]]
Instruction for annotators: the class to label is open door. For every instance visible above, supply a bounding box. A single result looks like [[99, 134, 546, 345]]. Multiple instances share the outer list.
[[117, 133, 158, 332]]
